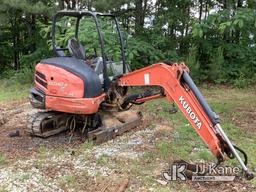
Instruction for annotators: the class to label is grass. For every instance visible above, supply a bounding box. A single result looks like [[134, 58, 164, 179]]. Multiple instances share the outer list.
[[96, 154, 110, 165], [108, 86, 256, 190], [0, 81, 255, 190], [19, 173, 31, 182], [58, 174, 77, 189], [139, 86, 256, 186], [0, 153, 6, 166], [0, 187, 9, 192], [155, 141, 173, 161], [80, 140, 95, 151], [37, 146, 49, 159], [0, 80, 31, 103]]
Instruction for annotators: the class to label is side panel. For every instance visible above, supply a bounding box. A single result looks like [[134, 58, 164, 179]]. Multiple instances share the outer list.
[[35, 63, 84, 98], [45, 94, 106, 114], [31, 63, 106, 115], [40, 57, 102, 98]]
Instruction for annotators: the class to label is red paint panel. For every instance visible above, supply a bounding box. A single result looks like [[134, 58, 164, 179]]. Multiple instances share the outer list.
[[45, 94, 106, 114], [35, 63, 84, 98]]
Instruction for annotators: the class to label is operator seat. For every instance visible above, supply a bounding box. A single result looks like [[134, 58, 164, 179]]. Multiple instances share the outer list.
[[68, 38, 86, 60]]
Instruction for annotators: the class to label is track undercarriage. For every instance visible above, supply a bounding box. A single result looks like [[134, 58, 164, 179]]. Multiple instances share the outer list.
[[26, 110, 142, 144]]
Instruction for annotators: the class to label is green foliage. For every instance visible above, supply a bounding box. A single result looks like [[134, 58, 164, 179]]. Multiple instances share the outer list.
[[0, 0, 255, 88], [233, 73, 249, 88], [155, 141, 172, 160], [0, 0, 54, 77], [1, 0, 54, 15], [185, 45, 206, 83], [191, 8, 256, 86], [126, 35, 165, 69], [1, 68, 33, 85]]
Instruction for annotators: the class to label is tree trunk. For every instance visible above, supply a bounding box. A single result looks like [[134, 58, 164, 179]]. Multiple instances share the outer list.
[[223, 0, 227, 9], [142, 0, 148, 24], [237, 0, 243, 8], [71, 0, 76, 9], [87, 0, 92, 11], [58, 0, 65, 10], [31, 14, 36, 51], [205, 1, 208, 19], [134, 0, 144, 35], [11, 16, 20, 70], [64, 0, 71, 9], [235, 0, 243, 43], [199, 0, 203, 22]]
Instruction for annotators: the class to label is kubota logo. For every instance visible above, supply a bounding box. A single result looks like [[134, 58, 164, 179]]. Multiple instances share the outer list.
[[179, 96, 202, 129], [48, 81, 67, 87]]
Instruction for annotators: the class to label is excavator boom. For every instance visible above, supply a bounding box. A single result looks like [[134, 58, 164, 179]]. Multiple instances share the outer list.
[[117, 62, 254, 180]]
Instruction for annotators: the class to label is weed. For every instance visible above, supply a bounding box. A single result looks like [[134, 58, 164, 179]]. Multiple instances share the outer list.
[[81, 140, 94, 151], [142, 151, 156, 162], [34, 159, 44, 169], [20, 173, 31, 182], [59, 175, 76, 188], [155, 141, 172, 160], [0, 187, 9, 192], [0, 153, 6, 166], [37, 146, 49, 159], [96, 154, 109, 165], [63, 175, 76, 184], [130, 161, 143, 175]]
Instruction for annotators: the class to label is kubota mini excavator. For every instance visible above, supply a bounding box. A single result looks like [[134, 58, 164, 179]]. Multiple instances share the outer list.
[[27, 10, 254, 180]]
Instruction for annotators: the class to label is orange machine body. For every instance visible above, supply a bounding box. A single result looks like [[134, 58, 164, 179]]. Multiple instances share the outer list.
[[34, 63, 105, 114]]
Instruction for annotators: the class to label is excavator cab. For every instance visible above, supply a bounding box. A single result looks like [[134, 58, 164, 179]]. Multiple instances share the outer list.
[[51, 10, 129, 91], [28, 10, 142, 142]]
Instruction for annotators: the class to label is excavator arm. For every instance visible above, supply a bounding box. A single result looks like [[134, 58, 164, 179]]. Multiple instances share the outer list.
[[117, 62, 254, 180]]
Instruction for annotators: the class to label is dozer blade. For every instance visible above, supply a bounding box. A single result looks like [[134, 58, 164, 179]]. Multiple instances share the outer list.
[[87, 110, 143, 144]]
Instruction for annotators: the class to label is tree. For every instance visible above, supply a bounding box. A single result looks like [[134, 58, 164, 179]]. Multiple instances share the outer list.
[[0, 0, 255, 86]]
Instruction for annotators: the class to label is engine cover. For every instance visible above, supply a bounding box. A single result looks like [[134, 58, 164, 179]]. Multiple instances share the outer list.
[[35, 57, 102, 98]]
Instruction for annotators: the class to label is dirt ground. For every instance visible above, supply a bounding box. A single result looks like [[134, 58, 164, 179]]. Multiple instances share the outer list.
[[0, 99, 255, 192], [0, 101, 78, 159]]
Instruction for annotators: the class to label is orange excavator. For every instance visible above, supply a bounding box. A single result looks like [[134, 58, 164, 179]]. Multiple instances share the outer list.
[[27, 10, 254, 180]]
